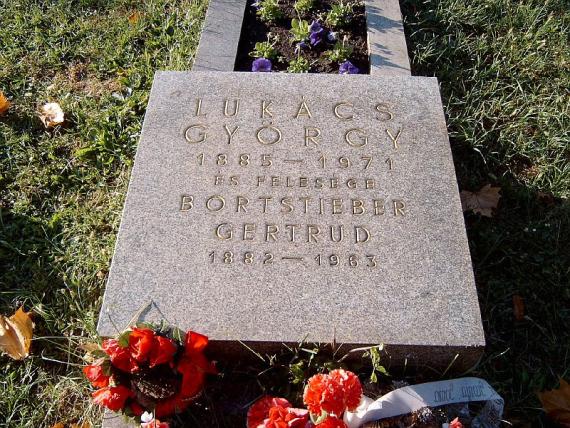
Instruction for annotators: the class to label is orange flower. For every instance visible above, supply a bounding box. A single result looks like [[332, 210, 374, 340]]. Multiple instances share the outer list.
[[128, 327, 155, 363], [303, 373, 344, 416], [148, 336, 177, 368], [316, 416, 348, 428], [328, 369, 362, 412], [92, 385, 133, 412], [247, 396, 308, 428], [83, 359, 110, 388], [102, 339, 135, 373]]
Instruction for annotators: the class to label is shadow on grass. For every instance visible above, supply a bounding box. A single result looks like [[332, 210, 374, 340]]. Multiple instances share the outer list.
[[401, 0, 570, 425]]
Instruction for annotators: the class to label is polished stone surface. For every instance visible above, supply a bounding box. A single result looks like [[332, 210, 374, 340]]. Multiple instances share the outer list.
[[98, 71, 484, 373]]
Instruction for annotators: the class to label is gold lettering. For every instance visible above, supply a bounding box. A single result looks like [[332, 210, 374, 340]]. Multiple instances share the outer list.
[[330, 178, 338, 188], [224, 99, 240, 117], [307, 225, 320, 243], [265, 224, 279, 242], [355, 226, 371, 243], [386, 128, 402, 149], [243, 223, 256, 240], [271, 176, 280, 187], [375, 103, 394, 121], [319, 198, 324, 214], [257, 176, 265, 186], [347, 178, 357, 189], [299, 197, 312, 214], [374, 199, 385, 215], [281, 197, 293, 213], [206, 195, 225, 212], [215, 223, 233, 240], [223, 124, 239, 144], [184, 124, 207, 144], [393, 200, 406, 216], [304, 127, 321, 147], [299, 177, 308, 187], [295, 99, 313, 118], [315, 177, 324, 189], [214, 176, 223, 185], [285, 224, 299, 242], [180, 195, 193, 211], [261, 100, 273, 118], [332, 198, 343, 214], [330, 225, 344, 242], [345, 128, 368, 147], [256, 125, 282, 145], [230, 176, 239, 185], [352, 199, 365, 215], [195, 98, 206, 117], [259, 197, 272, 213], [334, 102, 354, 120], [365, 179, 375, 189], [236, 196, 249, 213]]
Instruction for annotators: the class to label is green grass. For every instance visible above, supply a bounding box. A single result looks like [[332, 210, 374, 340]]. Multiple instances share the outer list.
[[0, 0, 568, 427]]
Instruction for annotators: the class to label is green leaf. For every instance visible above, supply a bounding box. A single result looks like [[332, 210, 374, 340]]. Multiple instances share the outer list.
[[117, 330, 132, 347]]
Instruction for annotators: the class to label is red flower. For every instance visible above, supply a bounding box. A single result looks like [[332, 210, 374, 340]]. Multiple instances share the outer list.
[[129, 401, 144, 416], [154, 393, 192, 418], [247, 396, 308, 428], [149, 335, 178, 368], [316, 416, 347, 428], [129, 327, 155, 363], [102, 339, 135, 373], [328, 369, 362, 411], [303, 374, 344, 416], [450, 418, 463, 428], [304, 370, 363, 417], [177, 355, 205, 398], [92, 385, 133, 412], [83, 360, 110, 388], [248, 396, 293, 428]]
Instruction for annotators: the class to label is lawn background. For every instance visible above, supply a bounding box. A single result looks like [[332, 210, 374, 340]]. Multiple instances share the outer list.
[[0, 0, 568, 426]]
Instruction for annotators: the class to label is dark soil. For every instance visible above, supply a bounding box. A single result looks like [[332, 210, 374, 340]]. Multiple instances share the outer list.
[[235, 0, 370, 73]]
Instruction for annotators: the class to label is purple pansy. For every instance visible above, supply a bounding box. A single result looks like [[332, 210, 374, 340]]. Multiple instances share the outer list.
[[252, 58, 272, 72], [295, 41, 309, 54], [339, 60, 359, 74], [309, 20, 326, 46]]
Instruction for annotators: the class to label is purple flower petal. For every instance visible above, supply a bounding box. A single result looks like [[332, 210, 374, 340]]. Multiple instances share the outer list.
[[252, 58, 272, 72], [339, 60, 359, 74], [309, 28, 325, 46], [309, 20, 322, 33]]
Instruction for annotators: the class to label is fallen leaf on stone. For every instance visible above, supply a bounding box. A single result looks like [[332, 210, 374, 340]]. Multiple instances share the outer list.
[[0, 307, 34, 360], [538, 379, 570, 426], [39, 102, 65, 128], [460, 184, 501, 217], [0, 91, 11, 116], [513, 295, 525, 321]]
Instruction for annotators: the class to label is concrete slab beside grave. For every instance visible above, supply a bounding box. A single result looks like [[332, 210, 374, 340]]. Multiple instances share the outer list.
[[97, 71, 485, 372], [365, 0, 411, 75], [192, 0, 248, 71]]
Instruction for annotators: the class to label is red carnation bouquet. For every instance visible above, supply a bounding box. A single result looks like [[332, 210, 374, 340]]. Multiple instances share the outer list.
[[248, 368, 363, 428], [83, 324, 216, 424]]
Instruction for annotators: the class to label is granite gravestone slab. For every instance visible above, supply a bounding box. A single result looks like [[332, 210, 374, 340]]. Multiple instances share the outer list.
[[98, 71, 484, 369]]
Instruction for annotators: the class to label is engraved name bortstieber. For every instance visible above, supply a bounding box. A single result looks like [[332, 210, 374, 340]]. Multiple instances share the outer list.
[[178, 97, 407, 267]]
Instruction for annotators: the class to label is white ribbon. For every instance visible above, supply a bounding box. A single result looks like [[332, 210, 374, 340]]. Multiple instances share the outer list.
[[344, 377, 504, 428]]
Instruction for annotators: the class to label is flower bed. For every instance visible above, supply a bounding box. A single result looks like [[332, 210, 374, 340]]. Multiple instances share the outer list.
[[235, 0, 369, 73]]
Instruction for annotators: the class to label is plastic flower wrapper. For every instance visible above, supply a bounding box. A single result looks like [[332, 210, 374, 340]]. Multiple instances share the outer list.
[[339, 60, 359, 74], [252, 58, 272, 72], [83, 324, 217, 424]]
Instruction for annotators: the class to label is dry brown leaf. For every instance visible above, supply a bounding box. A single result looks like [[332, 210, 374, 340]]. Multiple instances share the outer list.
[[0, 91, 11, 116], [538, 379, 570, 426], [460, 184, 501, 217], [50, 424, 65, 428], [128, 11, 142, 24], [513, 295, 525, 321], [0, 307, 34, 360], [50, 423, 90, 428], [39, 102, 65, 128]]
